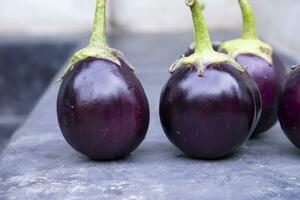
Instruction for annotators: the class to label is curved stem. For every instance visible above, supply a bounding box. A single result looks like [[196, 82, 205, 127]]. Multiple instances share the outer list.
[[239, 0, 257, 39], [89, 0, 107, 46], [186, 0, 213, 54]]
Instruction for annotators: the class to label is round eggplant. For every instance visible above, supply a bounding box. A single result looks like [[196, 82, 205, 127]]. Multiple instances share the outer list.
[[160, 63, 259, 159], [159, 0, 261, 159], [57, 0, 149, 160], [219, 0, 287, 135]]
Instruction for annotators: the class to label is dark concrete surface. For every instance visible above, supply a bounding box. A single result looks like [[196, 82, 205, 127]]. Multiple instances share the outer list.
[[0, 39, 77, 152], [0, 33, 299, 199]]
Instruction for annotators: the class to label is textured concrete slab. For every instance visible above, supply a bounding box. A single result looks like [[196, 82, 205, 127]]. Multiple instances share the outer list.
[[0, 34, 299, 200], [0, 38, 77, 152]]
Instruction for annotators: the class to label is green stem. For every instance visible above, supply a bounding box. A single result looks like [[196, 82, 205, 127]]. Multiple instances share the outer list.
[[239, 0, 257, 39], [186, 0, 213, 54], [89, 0, 107, 47]]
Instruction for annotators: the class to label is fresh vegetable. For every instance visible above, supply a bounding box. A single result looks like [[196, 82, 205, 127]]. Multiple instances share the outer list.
[[57, 0, 149, 160], [219, 0, 288, 135], [159, 0, 261, 159], [278, 66, 300, 149]]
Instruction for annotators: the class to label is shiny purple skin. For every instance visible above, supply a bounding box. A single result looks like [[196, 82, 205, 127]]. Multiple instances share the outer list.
[[183, 45, 262, 132], [236, 53, 287, 135], [278, 67, 300, 149], [57, 58, 150, 160], [159, 63, 259, 159]]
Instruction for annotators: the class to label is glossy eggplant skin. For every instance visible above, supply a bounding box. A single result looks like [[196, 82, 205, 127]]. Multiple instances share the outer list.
[[159, 63, 259, 159], [278, 68, 300, 149], [57, 58, 149, 160], [184, 46, 262, 133], [236, 53, 287, 135]]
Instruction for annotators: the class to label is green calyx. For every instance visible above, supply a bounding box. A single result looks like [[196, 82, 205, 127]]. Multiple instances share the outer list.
[[219, 0, 273, 64], [171, 0, 244, 76], [61, 45, 123, 79], [170, 49, 244, 76], [219, 39, 273, 64], [60, 0, 133, 80]]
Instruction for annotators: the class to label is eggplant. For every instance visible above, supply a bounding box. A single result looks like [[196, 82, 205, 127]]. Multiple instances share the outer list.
[[159, 0, 261, 159], [186, 0, 287, 136], [57, 0, 149, 160], [278, 66, 300, 149], [219, 0, 288, 135]]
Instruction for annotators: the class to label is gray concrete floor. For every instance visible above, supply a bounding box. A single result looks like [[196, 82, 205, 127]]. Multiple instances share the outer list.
[[0, 39, 77, 152]]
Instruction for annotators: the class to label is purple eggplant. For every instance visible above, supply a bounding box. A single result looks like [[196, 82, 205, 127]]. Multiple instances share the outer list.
[[57, 0, 149, 160], [278, 66, 300, 149], [219, 0, 288, 135], [159, 0, 261, 159], [235, 53, 287, 135], [186, 0, 287, 136]]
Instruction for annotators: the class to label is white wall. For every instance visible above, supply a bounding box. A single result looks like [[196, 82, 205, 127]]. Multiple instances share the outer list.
[[0, 0, 299, 55], [111, 0, 240, 33], [0, 0, 111, 35], [0, 0, 240, 35], [254, 0, 300, 57]]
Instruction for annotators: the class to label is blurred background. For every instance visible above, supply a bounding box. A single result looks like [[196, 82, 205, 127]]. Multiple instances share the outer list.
[[0, 0, 298, 150], [1, 0, 298, 52]]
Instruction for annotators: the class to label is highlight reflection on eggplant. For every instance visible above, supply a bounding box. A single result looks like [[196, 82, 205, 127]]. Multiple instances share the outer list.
[[159, 0, 261, 159], [57, 0, 149, 160]]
